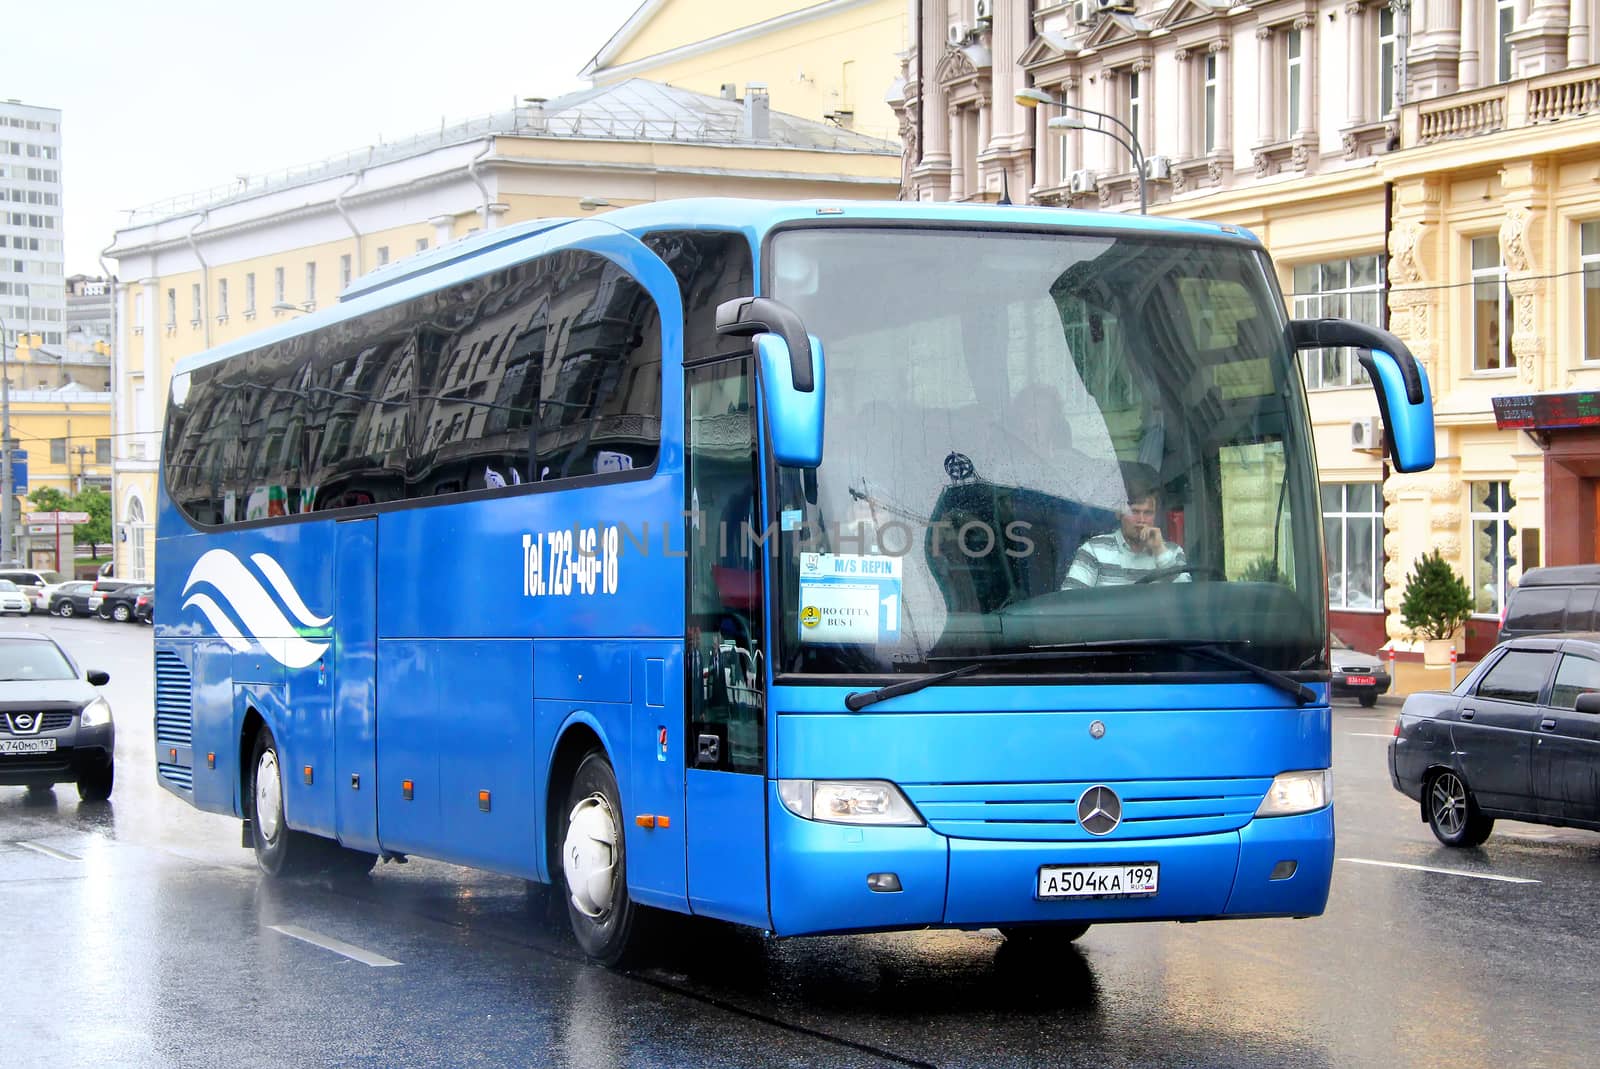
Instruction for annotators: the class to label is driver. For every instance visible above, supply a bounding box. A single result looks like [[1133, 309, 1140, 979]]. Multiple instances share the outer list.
[[1061, 472, 1190, 589]]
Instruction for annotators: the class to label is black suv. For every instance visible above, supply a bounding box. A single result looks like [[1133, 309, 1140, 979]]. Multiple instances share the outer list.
[[1497, 565, 1600, 641], [0, 633, 114, 801]]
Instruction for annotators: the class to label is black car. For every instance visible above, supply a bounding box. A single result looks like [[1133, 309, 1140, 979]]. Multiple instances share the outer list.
[[1497, 565, 1600, 641], [134, 588, 154, 624], [96, 584, 153, 623], [47, 581, 97, 617], [1329, 634, 1391, 707], [1390, 634, 1600, 846], [0, 633, 114, 801]]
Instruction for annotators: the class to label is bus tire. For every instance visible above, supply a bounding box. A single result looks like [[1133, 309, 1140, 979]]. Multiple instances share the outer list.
[[560, 750, 644, 966], [1000, 922, 1092, 945], [248, 726, 323, 877]]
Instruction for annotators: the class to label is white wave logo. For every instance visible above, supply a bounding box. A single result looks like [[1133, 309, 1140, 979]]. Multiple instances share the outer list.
[[181, 549, 332, 670]]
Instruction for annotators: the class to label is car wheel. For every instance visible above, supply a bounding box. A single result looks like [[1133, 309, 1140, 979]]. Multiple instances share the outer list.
[[1000, 922, 1092, 945], [58, 602, 74, 618], [1359, 693, 1378, 708], [1426, 769, 1494, 847], [77, 758, 114, 803], [561, 750, 647, 966], [111, 604, 131, 622]]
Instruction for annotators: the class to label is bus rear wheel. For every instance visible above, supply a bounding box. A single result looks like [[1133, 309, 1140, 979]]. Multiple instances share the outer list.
[[248, 726, 375, 877], [560, 751, 644, 966]]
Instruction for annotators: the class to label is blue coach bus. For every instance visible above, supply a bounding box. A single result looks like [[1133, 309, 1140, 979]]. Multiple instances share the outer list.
[[155, 199, 1435, 964]]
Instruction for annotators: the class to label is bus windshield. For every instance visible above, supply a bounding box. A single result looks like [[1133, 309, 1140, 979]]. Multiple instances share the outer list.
[[769, 226, 1325, 679]]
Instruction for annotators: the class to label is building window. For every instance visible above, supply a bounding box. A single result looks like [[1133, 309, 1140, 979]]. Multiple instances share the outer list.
[[1286, 27, 1302, 137], [1471, 235, 1515, 371], [217, 278, 229, 320], [1497, 0, 1516, 83], [1203, 52, 1218, 154], [415, 238, 429, 253], [96, 438, 110, 464], [340, 253, 352, 289], [304, 262, 316, 307], [273, 267, 285, 304], [1323, 483, 1383, 610], [245, 272, 256, 314], [1293, 255, 1385, 389], [1470, 481, 1517, 616], [1378, 7, 1398, 117], [165, 288, 176, 327], [50, 438, 65, 464], [377, 246, 390, 266], [1583, 221, 1600, 362], [1128, 70, 1142, 171], [191, 283, 201, 324]]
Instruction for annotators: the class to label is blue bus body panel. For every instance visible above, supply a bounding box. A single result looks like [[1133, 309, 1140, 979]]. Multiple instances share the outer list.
[[333, 519, 379, 853]]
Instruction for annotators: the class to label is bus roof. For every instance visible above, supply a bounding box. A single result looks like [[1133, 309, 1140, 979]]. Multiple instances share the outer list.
[[172, 198, 1262, 379]]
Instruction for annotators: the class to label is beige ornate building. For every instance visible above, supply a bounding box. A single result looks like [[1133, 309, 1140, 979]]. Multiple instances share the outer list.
[[898, 1, 1600, 655]]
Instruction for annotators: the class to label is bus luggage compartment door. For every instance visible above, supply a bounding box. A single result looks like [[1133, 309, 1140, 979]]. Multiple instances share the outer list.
[[334, 517, 379, 854]]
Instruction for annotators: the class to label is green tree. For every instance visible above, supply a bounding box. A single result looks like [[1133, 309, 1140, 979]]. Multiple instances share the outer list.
[[1399, 550, 1473, 641], [27, 486, 70, 513], [73, 486, 111, 556]]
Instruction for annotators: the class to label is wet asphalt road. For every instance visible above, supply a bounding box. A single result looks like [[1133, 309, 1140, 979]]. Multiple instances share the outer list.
[[3, 616, 1598, 1068]]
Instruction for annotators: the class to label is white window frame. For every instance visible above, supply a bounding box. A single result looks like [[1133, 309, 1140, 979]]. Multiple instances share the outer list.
[[1203, 52, 1218, 154], [304, 261, 317, 308], [1583, 221, 1600, 363], [1378, 7, 1397, 117], [1286, 28, 1302, 138], [1469, 480, 1517, 618], [1497, 0, 1516, 84], [1323, 483, 1384, 611], [245, 272, 256, 316], [217, 277, 228, 321], [273, 266, 285, 304], [1471, 235, 1514, 372], [1293, 255, 1386, 389], [340, 253, 352, 289]]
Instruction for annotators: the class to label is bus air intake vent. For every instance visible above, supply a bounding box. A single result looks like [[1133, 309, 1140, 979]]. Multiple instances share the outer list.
[[154, 650, 194, 748]]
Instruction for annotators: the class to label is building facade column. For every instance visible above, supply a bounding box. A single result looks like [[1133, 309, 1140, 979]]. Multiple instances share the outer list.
[[1570, 1, 1592, 66], [1295, 15, 1316, 139], [1461, 0, 1483, 90], [1176, 48, 1194, 159], [1256, 25, 1276, 144], [1211, 39, 1232, 160], [1346, 2, 1369, 126], [948, 106, 966, 200]]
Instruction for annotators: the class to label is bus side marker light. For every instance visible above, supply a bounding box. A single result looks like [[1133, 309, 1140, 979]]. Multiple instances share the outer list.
[[402, 780, 414, 801], [479, 790, 491, 812], [168, 748, 177, 762], [206, 752, 215, 769], [867, 873, 902, 893], [634, 815, 671, 829], [303, 766, 313, 785]]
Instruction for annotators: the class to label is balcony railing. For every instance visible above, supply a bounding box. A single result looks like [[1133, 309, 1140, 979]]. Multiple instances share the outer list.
[[1404, 65, 1600, 147]]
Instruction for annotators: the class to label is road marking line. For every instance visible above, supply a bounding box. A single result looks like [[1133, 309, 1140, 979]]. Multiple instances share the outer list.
[[268, 924, 400, 967], [1338, 857, 1540, 884], [16, 841, 80, 861], [1348, 732, 1393, 738]]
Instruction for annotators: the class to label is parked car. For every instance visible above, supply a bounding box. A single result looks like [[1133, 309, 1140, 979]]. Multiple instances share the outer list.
[[133, 588, 154, 624], [0, 568, 69, 614], [47, 581, 96, 617], [0, 632, 114, 801], [1497, 565, 1600, 642], [1330, 634, 1391, 707], [85, 579, 134, 618], [1390, 634, 1600, 846], [0, 580, 31, 616], [96, 584, 153, 623]]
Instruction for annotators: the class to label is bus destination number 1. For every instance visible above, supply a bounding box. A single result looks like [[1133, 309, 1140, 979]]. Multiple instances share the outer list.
[[523, 527, 621, 597]]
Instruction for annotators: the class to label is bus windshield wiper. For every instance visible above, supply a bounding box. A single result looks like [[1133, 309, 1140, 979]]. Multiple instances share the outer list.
[[924, 639, 1317, 705], [844, 656, 1037, 712]]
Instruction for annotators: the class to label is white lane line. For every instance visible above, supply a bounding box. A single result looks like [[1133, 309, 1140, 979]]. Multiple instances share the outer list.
[[268, 924, 401, 967], [1338, 857, 1540, 884], [16, 841, 81, 861]]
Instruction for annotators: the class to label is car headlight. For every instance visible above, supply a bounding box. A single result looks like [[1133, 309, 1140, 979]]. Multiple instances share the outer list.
[[778, 779, 924, 826], [79, 697, 113, 728], [1255, 769, 1331, 817]]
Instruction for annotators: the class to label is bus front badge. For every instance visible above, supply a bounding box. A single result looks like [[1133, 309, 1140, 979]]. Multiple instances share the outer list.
[[1089, 720, 1106, 739]]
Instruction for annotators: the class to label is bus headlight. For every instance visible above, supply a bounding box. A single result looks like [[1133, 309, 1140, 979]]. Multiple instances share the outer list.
[[1255, 770, 1331, 817], [778, 779, 924, 826], [79, 697, 113, 729]]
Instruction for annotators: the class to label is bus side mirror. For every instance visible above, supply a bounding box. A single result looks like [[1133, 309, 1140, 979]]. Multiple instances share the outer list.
[[1290, 318, 1436, 473], [756, 332, 825, 468]]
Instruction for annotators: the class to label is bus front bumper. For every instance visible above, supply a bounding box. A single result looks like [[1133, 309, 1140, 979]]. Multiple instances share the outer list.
[[768, 795, 1333, 936]]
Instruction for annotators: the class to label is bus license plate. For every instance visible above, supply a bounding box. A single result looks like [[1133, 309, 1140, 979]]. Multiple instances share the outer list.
[[1037, 863, 1159, 899], [1345, 675, 1376, 686], [0, 738, 57, 755]]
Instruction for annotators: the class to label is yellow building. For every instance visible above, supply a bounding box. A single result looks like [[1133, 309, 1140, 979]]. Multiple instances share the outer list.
[[106, 79, 900, 581], [583, 0, 908, 142]]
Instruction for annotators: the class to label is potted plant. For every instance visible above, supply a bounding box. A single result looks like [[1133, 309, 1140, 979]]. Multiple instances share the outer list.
[[1399, 550, 1473, 666]]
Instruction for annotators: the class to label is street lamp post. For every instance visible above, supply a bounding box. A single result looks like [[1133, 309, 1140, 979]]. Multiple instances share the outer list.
[[1015, 86, 1148, 214], [0, 314, 12, 564]]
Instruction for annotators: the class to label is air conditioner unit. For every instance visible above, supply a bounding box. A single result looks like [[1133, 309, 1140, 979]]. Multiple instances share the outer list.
[[1069, 169, 1098, 194], [973, 0, 993, 23], [948, 21, 969, 47], [1144, 154, 1173, 181], [1349, 416, 1382, 452], [1073, 0, 1097, 25], [1098, 0, 1137, 10]]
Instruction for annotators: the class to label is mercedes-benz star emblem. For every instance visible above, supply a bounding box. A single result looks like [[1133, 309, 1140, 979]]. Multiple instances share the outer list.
[[1077, 785, 1122, 836], [1089, 720, 1106, 739]]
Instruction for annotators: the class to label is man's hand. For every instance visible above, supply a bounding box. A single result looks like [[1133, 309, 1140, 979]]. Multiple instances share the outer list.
[[1135, 524, 1166, 554]]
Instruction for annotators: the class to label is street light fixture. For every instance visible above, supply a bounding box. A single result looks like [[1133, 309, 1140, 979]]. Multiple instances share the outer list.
[[1016, 87, 1148, 214]]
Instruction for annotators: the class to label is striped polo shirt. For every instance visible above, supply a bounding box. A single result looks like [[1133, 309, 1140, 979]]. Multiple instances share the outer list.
[[1062, 530, 1191, 589]]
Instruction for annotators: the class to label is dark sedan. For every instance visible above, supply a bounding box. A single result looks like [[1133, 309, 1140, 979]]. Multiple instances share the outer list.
[[47, 580, 96, 617], [1390, 635, 1600, 846], [96, 584, 153, 623], [1330, 634, 1391, 707], [0, 634, 114, 801]]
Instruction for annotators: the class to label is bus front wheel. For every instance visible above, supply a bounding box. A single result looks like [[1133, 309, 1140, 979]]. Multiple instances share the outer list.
[[560, 751, 644, 966]]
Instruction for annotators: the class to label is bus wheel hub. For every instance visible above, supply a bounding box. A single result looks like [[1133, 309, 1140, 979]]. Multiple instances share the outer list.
[[563, 794, 617, 918]]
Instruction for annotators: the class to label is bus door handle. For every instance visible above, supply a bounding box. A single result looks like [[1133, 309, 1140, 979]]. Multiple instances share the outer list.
[[1459, 709, 1475, 721], [696, 734, 721, 767]]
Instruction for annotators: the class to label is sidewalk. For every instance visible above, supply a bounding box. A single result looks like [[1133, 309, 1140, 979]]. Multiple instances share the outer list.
[[1388, 657, 1477, 697]]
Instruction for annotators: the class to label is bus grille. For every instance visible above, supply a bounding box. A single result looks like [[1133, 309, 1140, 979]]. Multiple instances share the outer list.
[[154, 650, 194, 748], [157, 763, 194, 791], [904, 777, 1276, 842]]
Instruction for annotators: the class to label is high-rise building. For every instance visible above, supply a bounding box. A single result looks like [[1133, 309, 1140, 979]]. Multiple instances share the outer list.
[[0, 100, 65, 349]]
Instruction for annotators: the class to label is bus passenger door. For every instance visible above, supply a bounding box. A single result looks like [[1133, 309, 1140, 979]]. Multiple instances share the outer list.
[[334, 517, 380, 854], [684, 357, 771, 929]]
